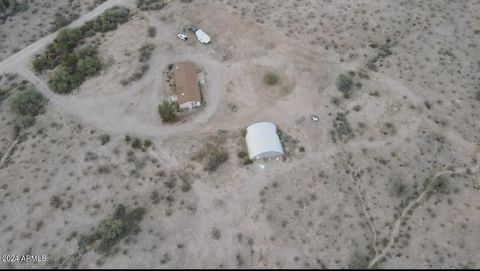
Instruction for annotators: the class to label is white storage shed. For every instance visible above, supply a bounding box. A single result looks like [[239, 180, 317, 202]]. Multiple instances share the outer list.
[[195, 29, 211, 44], [246, 122, 284, 160]]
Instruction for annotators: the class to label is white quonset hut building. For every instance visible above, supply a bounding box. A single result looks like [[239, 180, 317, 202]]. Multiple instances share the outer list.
[[246, 122, 284, 160]]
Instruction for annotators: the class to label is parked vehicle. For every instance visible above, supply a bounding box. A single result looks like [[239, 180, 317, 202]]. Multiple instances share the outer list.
[[177, 33, 188, 41]]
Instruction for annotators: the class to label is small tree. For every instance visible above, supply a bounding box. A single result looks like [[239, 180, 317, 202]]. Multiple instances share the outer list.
[[263, 71, 279, 86], [433, 175, 449, 194], [49, 67, 78, 94], [131, 138, 142, 149], [10, 88, 47, 116], [336, 73, 354, 98], [158, 101, 177, 123], [97, 219, 124, 242], [204, 148, 229, 172]]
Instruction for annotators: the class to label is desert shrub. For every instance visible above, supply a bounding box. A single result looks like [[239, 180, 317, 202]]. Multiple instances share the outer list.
[[158, 101, 177, 123], [49, 196, 63, 209], [139, 44, 155, 62], [237, 150, 247, 159], [181, 181, 191, 192], [147, 26, 157, 37], [136, 0, 167, 10], [0, 0, 28, 22], [349, 253, 370, 269], [336, 73, 354, 98], [32, 6, 130, 76], [14, 114, 35, 131], [10, 88, 47, 116], [95, 205, 145, 254], [76, 54, 102, 78], [475, 91, 480, 102], [54, 28, 84, 54], [240, 128, 247, 137], [49, 67, 78, 94], [125, 135, 131, 142], [358, 70, 370, 79], [51, 12, 79, 32], [49, 46, 101, 94], [131, 138, 142, 149], [391, 180, 409, 198], [299, 146, 305, 152], [99, 134, 110, 145], [90, 6, 130, 33], [144, 140, 152, 148], [433, 175, 450, 194], [211, 228, 221, 240], [97, 219, 124, 242], [32, 55, 57, 73], [332, 112, 354, 143], [204, 148, 228, 172], [263, 71, 279, 86], [242, 158, 253, 165]]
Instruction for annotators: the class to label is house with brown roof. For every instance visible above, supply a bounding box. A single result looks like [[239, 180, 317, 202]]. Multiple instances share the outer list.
[[174, 62, 202, 110]]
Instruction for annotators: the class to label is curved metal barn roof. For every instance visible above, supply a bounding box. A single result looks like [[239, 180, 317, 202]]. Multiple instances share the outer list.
[[246, 122, 284, 160]]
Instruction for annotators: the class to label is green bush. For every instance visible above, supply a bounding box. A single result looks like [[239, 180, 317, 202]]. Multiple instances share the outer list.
[[137, 0, 167, 11], [131, 138, 142, 149], [336, 73, 354, 98], [391, 180, 409, 198], [144, 140, 152, 148], [349, 253, 370, 269], [49, 46, 101, 94], [50, 13, 79, 32], [139, 44, 155, 62], [158, 101, 177, 123], [91, 6, 130, 33], [10, 88, 47, 116], [242, 158, 253, 165], [433, 175, 449, 194], [97, 219, 124, 242], [204, 148, 228, 172], [14, 114, 35, 130], [32, 6, 130, 79], [76, 56, 101, 77], [54, 28, 84, 54], [32, 55, 57, 73], [99, 134, 110, 145], [237, 150, 247, 159], [0, 0, 28, 22], [148, 26, 157, 37], [263, 71, 279, 86], [49, 67, 78, 94]]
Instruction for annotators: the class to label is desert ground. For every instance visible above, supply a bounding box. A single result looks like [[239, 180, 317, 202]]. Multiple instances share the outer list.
[[0, 0, 479, 269]]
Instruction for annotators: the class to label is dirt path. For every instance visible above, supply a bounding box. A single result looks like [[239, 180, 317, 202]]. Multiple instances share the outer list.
[[0, 0, 127, 74], [368, 150, 480, 268], [0, 3, 224, 140]]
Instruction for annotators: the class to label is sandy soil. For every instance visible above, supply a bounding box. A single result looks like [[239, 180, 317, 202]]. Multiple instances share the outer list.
[[0, 0, 479, 269]]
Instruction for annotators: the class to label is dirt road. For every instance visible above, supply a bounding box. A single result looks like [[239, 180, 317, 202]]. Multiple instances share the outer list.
[[0, 0, 223, 139], [0, 0, 128, 74]]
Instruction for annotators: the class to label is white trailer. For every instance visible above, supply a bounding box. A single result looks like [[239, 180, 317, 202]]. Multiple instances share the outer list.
[[194, 29, 211, 44]]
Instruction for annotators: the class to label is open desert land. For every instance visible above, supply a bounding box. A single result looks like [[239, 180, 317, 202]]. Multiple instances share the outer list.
[[0, 0, 479, 269], [0, 0, 110, 61]]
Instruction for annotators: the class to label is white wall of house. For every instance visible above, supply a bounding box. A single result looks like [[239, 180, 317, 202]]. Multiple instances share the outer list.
[[179, 101, 201, 110]]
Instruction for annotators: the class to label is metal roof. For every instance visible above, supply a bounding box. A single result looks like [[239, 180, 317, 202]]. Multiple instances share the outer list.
[[246, 122, 284, 160], [174, 62, 201, 105], [195, 29, 211, 44]]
